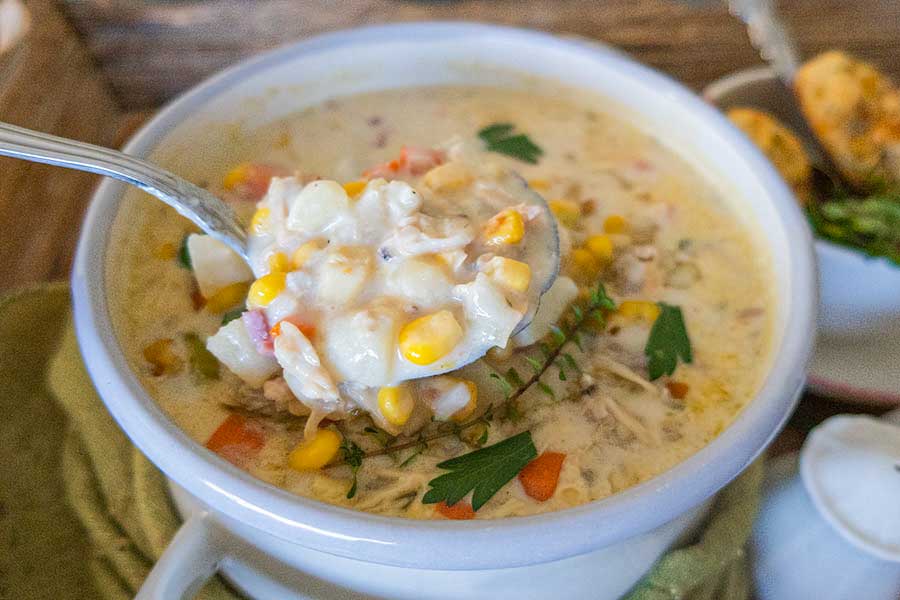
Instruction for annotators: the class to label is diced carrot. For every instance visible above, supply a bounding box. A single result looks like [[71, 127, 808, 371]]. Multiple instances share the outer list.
[[435, 500, 476, 520], [362, 145, 445, 179], [666, 381, 690, 400], [518, 451, 566, 502], [205, 414, 266, 466], [270, 316, 316, 340]]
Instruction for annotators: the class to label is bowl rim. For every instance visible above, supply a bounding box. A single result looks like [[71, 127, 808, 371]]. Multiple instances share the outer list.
[[72, 22, 816, 570]]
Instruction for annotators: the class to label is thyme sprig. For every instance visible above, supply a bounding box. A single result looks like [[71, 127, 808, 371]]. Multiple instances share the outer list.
[[329, 282, 616, 465]]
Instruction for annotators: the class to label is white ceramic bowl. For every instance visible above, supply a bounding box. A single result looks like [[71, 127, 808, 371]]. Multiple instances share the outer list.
[[703, 67, 900, 341], [71, 24, 816, 599]]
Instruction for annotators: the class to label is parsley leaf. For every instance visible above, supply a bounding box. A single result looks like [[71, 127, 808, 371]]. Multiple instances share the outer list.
[[477, 123, 543, 164], [645, 303, 693, 380], [340, 439, 365, 499], [422, 431, 537, 511], [220, 308, 244, 325]]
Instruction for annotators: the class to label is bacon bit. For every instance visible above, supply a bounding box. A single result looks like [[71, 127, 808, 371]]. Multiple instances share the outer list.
[[205, 414, 266, 466], [435, 500, 476, 520], [666, 381, 690, 399], [581, 199, 597, 216], [632, 158, 654, 172], [270, 316, 316, 340], [518, 451, 566, 501], [242, 309, 274, 356], [190, 288, 206, 311], [223, 163, 289, 201]]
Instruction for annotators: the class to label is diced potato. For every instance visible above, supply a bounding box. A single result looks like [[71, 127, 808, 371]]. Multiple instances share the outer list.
[[513, 276, 578, 347], [454, 273, 523, 349], [316, 246, 373, 306], [418, 376, 477, 421], [187, 234, 254, 298], [482, 256, 532, 293], [286, 180, 350, 233], [206, 319, 279, 386], [387, 256, 454, 308], [323, 304, 400, 386], [291, 239, 326, 269], [423, 161, 472, 191]]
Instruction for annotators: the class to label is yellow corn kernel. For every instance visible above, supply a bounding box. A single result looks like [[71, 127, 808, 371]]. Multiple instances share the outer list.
[[549, 199, 581, 229], [569, 248, 602, 284], [288, 428, 342, 471], [603, 214, 629, 234], [247, 273, 286, 307], [423, 162, 472, 191], [484, 257, 532, 293], [152, 242, 177, 260], [451, 380, 478, 423], [291, 240, 326, 269], [250, 207, 271, 235], [527, 178, 550, 191], [343, 180, 367, 197], [377, 385, 415, 427], [399, 310, 464, 366], [205, 282, 250, 313], [267, 251, 290, 273], [585, 234, 614, 263], [617, 300, 661, 322], [484, 209, 525, 245], [223, 164, 251, 191]]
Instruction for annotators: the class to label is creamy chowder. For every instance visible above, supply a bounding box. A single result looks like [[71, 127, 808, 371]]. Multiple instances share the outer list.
[[108, 84, 773, 520]]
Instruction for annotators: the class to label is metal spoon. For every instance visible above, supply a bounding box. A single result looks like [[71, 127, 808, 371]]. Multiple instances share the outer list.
[[0, 121, 249, 262]]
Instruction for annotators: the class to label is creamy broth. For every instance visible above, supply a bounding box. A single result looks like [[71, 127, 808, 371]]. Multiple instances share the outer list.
[[108, 85, 772, 519]]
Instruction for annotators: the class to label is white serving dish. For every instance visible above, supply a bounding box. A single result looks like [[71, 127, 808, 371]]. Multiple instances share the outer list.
[[704, 67, 900, 405], [71, 24, 816, 599]]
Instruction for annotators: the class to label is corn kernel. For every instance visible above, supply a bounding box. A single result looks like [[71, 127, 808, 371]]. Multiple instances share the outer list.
[[483, 256, 532, 293], [377, 385, 415, 427], [267, 251, 290, 273], [343, 180, 367, 197], [423, 162, 472, 191], [452, 380, 478, 423], [247, 273, 286, 307], [152, 242, 177, 260], [291, 240, 326, 269], [399, 310, 464, 366], [569, 248, 602, 284], [223, 164, 251, 191], [604, 214, 629, 234], [250, 207, 271, 235], [527, 179, 550, 191], [288, 428, 342, 471], [205, 282, 250, 313], [549, 199, 581, 229], [484, 209, 525, 245], [585, 234, 614, 263], [617, 300, 661, 322]]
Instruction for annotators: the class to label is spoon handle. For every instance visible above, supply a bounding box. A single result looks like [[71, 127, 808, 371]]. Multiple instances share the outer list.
[[0, 121, 248, 261], [728, 0, 800, 83]]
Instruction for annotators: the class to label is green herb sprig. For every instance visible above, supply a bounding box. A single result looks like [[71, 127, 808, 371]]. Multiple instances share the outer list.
[[645, 303, 692, 380], [421, 431, 538, 510], [339, 439, 365, 499], [477, 123, 543, 164]]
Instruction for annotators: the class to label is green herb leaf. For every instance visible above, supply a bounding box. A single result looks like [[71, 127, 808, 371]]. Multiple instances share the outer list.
[[537, 381, 555, 397], [422, 431, 537, 511], [399, 444, 425, 468], [340, 439, 365, 499], [477, 123, 543, 164], [590, 282, 616, 311], [525, 355, 544, 374], [489, 372, 514, 398], [221, 308, 244, 326], [644, 303, 693, 380], [505, 367, 525, 389], [183, 332, 219, 381], [177, 234, 192, 270]]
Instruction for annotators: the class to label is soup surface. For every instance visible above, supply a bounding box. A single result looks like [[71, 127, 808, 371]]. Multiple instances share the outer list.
[[108, 84, 773, 519]]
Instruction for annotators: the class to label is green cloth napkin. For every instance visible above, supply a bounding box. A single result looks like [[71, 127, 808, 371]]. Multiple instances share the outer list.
[[0, 283, 761, 599]]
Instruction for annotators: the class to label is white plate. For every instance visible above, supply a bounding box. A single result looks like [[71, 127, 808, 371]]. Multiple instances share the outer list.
[[703, 67, 900, 407]]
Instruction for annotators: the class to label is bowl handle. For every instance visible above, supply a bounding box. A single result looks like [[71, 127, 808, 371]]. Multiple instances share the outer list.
[[135, 512, 225, 600]]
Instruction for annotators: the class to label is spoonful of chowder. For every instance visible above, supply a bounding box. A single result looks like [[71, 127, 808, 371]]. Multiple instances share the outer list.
[[200, 144, 559, 434]]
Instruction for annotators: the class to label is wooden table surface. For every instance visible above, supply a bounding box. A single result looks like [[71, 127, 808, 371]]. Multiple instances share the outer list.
[[1, 0, 896, 431]]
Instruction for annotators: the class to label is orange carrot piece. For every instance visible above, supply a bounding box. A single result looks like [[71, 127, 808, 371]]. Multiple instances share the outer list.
[[435, 500, 476, 520], [270, 317, 316, 340], [666, 381, 690, 400], [205, 414, 266, 466], [518, 451, 566, 502]]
